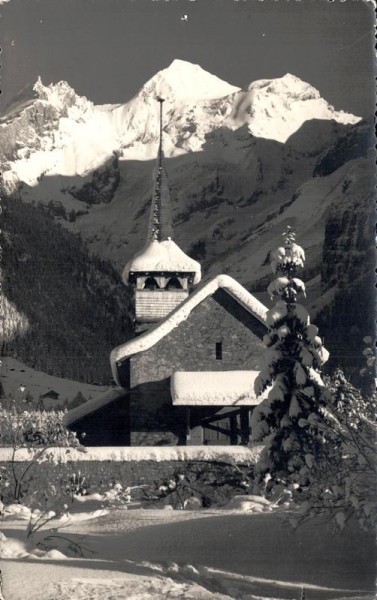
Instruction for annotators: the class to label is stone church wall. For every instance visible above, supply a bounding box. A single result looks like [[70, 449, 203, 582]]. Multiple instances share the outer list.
[[128, 291, 266, 445], [131, 291, 265, 387]]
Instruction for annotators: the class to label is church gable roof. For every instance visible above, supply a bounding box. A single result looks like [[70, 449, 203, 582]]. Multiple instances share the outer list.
[[63, 387, 126, 427], [110, 274, 268, 383]]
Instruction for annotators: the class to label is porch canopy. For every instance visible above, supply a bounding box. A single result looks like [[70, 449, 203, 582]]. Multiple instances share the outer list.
[[171, 370, 267, 406]]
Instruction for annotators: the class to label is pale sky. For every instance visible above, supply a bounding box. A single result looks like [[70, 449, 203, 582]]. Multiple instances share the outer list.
[[0, 0, 375, 117]]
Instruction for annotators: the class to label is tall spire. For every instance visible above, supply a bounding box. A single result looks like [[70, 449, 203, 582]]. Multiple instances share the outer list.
[[147, 97, 174, 242], [121, 96, 201, 290]]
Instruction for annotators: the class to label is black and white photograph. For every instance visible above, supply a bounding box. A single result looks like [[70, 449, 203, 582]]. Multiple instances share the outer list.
[[0, 0, 375, 598]]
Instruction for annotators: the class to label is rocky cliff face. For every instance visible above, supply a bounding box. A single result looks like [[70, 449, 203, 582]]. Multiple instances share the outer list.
[[313, 119, 374, 178], [321, 159, 374, 290], [316, 155, 375, 382]]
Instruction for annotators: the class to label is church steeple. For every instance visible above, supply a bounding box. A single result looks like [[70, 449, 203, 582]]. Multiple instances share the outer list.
[[148, 97, 173, 242], [122, 97, 201, 333]]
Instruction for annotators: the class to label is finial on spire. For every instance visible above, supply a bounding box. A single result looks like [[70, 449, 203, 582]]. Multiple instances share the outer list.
[[157, 97, 165, 167]]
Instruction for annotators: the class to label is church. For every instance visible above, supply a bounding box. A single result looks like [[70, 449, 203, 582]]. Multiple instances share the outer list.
[[65, 99, 269, 447]]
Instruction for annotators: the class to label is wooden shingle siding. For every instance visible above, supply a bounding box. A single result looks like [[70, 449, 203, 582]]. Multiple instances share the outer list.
[[135, 289, 188, 322]]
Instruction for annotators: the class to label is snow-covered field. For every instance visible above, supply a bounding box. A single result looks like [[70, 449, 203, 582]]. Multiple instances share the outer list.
[[0, 357, 107, 408], [0, 499, 374, 600]]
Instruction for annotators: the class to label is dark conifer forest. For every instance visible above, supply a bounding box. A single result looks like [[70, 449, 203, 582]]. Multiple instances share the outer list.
[[0, 196, 133, 384]]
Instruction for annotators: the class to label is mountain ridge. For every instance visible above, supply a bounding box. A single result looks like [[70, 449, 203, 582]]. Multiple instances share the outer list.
[[1, 60, 360, 191]]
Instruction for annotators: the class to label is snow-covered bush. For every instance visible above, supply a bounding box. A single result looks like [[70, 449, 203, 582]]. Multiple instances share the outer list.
[[143, 473, 191, 510], [66, 470, 91, 497], [295, 370, 377, 530], [143, 463, 253, 509], [0, 403, 81, 448], [0, 400, 83, 502], [251, 227, 329, 485], [359, 335, 376, 393]]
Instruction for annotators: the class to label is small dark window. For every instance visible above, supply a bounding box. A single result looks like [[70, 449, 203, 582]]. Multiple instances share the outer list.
[[216, 342, 223, 360]]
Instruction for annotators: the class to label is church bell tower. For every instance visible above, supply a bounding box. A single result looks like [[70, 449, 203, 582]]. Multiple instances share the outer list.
[[122, 98, 201, 334]]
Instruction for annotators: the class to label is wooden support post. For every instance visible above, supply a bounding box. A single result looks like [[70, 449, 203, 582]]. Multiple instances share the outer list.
[[230, 414, 238, 445], [186, 407, 191, 445], [240, 408, 250, 446]]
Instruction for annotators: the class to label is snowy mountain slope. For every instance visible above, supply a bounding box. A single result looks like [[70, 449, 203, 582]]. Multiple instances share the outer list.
[[10, 118, 364, 291], [218, 156, 372, 289], [1, 60, 239, 189], [0, 60, 360, 191], [60, 118, 353, 275]]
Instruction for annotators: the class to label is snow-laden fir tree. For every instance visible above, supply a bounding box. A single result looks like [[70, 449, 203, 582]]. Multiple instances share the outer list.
[[251, 227, 329, 485]]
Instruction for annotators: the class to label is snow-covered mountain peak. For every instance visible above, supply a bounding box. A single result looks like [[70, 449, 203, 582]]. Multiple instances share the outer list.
[[33, 76, 94, 117], [141, 59, 240, 101], [0, 77, 112, 189], [34, 77, 74, 106], [107, 60, 241, 160], [228, 73, 360, 143], [248, 73, 321, 101]]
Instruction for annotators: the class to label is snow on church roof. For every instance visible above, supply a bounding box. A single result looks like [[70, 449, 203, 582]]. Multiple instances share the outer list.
[[63, 386, 126, 426], [110, 274, 268, 384], [122, 239, 201, 285], [171, 371, 267, 406]]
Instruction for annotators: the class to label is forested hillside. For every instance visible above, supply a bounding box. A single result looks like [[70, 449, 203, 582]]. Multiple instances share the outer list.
[[0, 196, 133, 384]]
